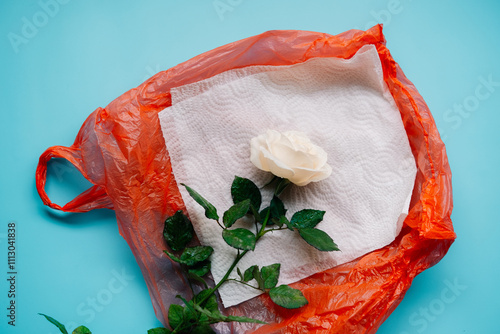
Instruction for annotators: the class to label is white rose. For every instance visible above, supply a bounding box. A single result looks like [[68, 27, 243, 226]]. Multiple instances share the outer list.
[[250, 130, 332, 186]]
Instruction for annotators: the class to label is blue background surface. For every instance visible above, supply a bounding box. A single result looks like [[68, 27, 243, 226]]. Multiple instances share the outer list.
[[1, 1, 499, 333]]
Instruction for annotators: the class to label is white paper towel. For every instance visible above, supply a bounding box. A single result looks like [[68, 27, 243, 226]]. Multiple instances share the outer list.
[[158, 45, 417, 308]]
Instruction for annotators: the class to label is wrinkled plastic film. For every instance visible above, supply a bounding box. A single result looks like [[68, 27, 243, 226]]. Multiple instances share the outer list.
[[36, 25, 455, 333]]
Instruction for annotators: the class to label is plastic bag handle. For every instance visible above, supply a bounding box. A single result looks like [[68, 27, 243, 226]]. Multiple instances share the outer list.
[[36, 145, 113, 212]]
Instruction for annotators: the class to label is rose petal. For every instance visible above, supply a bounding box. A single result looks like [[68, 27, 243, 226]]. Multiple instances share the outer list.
[[261, 148, 295, 180], [250, 136, 266, 169], [270, 142, 316, 169], [283, 131, 311, 151], [290, 166, 319, 186], [256, 146, 274, 172], [265, 129, 282, 149]]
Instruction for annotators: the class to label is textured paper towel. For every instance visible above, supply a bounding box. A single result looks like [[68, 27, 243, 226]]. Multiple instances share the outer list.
[[159, 45, 417, 308]]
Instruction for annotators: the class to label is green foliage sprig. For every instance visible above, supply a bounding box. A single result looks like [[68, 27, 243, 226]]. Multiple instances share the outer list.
[[151, 176, 339, 333], [41, 176, 339, 334]]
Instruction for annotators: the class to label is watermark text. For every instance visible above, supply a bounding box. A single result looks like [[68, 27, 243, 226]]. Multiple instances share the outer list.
[[7, 0, 73, 54]]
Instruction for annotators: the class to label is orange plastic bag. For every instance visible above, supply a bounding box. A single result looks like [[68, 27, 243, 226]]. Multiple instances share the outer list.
[[36, 25, 455, 333]]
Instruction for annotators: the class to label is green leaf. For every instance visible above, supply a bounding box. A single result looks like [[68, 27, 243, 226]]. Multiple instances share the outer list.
[[181, 246, 214, 266], [191, 325, 216, 334], [39, 313, 68, 334], [147, 328, 172, 334], [253, 265, 264, 290], [198, 313, 210, 326], [270, 196, 286, 218], [260, 196, 287, 226], [298, 228, 340, 251], [168, 304, 184, 330], [290, 209, 325, 229], [163, 210, 194, 251], [188, 260, 211, 277], [182, 183, 219, 221], [261, 263, 280, 289], [243, 265, 258, 282], [195, 289, 219, 313], [72, 326, 92, 334], [269, 285, 308, 309], [237, 267, 244, 281], [164, 246, 214, 266], [223, 199, 251, 228], [222, 228, 256, 251], [231, 176, 262, 212]]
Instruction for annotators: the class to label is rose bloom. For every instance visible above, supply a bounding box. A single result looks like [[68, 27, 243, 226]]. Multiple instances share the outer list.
[[250, 130, 332, 186]]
